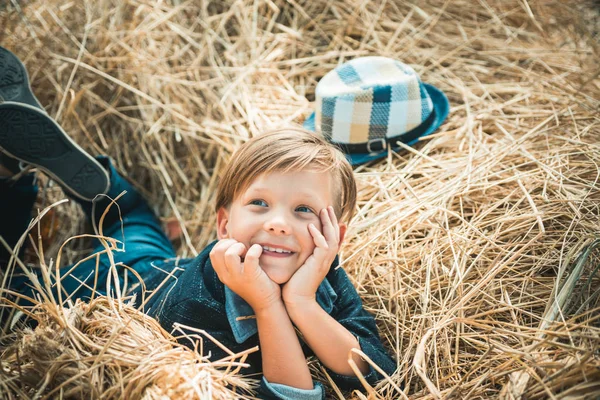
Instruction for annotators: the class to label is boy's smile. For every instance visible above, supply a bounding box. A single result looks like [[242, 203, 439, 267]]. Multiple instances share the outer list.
[[217, 169, 345, 284]]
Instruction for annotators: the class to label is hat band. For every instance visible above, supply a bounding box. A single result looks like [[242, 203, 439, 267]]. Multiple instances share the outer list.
[[329, 108, 437, 154]]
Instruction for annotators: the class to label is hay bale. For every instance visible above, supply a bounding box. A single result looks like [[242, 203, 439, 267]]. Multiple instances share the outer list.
[[0, 296, 256, 399], [0, 0, 599, 398]]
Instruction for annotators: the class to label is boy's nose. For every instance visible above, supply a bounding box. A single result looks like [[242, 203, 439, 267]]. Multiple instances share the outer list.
[[264, 212, 291, 235]]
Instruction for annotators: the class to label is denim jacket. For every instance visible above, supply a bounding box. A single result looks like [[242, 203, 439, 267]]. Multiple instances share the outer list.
[[137, 241, 396, 399]]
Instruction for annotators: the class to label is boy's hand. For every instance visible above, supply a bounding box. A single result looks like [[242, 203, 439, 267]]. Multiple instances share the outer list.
[[210, 239, 281, 313], [282, 206, 340, 307]]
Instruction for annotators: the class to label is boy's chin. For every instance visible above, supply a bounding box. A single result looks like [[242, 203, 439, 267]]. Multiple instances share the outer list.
[[261, 266, 293, 285]]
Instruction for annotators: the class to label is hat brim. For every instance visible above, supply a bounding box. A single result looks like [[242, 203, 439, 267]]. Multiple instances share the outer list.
[[303, 83, 450, 166]]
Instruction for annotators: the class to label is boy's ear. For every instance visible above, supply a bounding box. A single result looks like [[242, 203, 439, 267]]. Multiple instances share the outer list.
[[216, 207, 230, 239], [338, 222, 347, 247]]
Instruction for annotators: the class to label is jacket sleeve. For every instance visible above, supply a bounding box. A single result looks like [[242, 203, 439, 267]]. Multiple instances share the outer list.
[[144, 254, 258, 363], [258, 377, 325, 400], [324, 266, 397, 391]]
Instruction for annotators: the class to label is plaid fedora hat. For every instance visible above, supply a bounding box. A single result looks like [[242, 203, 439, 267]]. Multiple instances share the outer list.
[[304, 56, 450, 165]]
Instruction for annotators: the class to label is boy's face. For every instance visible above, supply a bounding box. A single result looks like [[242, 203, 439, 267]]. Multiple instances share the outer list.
[[217, 169, 347, 285]]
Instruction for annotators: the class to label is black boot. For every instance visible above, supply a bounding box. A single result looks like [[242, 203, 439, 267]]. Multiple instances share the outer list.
[[0, 102, 110, 201], [0, 46, 44, 109], [0, 47, 109, 201], [0, 46, 44, 176]]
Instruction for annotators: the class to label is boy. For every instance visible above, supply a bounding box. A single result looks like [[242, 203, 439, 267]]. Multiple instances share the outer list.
[[0, 47, 396, 399]]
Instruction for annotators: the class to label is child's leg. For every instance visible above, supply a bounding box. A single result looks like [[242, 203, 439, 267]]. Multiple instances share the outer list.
[[2, 159, 177, 323], [59, 156, 177, 301], [0, 174, 38, 267], [0, 106, 176, 320], [0, 173, 43, 327], [0, 46, 176, 323]]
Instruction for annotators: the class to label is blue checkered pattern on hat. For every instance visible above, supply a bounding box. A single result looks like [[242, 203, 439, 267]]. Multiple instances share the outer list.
[[315, 57, 434, 146]]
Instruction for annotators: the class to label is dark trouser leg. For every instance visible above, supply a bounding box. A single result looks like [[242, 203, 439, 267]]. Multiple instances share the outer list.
[[0, 174, 38, 267], [0, 174, 40, 328], [57, 156, 177, 303], [3, 157, 176, 325]]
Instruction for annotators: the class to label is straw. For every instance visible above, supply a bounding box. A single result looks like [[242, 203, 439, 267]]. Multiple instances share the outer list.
[[1, 0, 599, 398]]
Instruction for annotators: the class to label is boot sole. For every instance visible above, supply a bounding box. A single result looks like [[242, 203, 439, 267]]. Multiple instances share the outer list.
[[0, 102, 109, 201], [0, 47, 44, 110]]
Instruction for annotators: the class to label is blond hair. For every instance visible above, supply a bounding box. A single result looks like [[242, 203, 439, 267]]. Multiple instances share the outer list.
[[215, 127, 357, 223]]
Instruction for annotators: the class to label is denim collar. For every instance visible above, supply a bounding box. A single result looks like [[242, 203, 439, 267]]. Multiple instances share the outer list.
[[224, 279, 338, 344]]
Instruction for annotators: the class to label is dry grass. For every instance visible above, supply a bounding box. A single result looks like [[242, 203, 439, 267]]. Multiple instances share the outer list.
[[0, 0, 599, 398]]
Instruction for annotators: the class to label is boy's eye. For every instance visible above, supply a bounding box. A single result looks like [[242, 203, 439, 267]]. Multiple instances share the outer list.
[[296, 206, 314, 214], [249, 199, 267, 207]]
